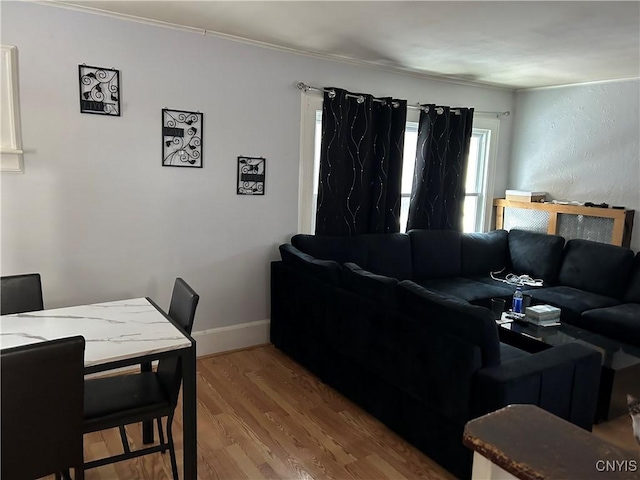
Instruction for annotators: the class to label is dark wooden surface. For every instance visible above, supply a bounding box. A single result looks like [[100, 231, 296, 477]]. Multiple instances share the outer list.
[[463, 404, 639, 480]]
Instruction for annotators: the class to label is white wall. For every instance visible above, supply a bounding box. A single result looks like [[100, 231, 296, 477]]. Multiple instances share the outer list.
[[510, 80, 640, 251], [0, 2, 514, 341]]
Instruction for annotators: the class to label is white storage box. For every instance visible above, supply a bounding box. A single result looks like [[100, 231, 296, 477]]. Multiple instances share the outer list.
[[505, 190, 546, 203]]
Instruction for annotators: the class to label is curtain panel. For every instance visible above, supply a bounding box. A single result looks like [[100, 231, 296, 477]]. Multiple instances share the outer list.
[[315, 88, 407, 236], [406, 105, 474, 232]]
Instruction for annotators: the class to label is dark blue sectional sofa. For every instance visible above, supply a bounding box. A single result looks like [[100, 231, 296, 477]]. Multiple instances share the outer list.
[[269, 228, 624, 479]]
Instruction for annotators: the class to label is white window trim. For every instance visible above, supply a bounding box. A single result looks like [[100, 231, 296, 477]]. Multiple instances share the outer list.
[[1, 45, 24, 173], [472, 115, 501, 232], [298, 92, 322, 233]]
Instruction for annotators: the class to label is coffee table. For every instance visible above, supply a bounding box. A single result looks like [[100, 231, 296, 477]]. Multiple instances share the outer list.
[[497, 313, 640, 422]]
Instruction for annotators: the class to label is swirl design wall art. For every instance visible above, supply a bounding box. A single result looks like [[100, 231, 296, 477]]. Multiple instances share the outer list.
[[237, 156, 265, 195], [78, 65, 120, 116], [162, 109, 203, 168]]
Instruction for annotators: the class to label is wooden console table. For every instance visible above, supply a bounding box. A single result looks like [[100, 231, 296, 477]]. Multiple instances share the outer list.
[[464, 404, 638, 480], [494, 199, 634, 248]]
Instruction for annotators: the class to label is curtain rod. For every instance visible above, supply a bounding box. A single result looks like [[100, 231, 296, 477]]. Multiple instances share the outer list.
[[296, 82, 510, 118]]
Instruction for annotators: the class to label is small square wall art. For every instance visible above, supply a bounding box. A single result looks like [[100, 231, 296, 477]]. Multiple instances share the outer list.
[[237, 156, 265, 195], [78, 65, 120, 116], [162, 109, 203, 168]]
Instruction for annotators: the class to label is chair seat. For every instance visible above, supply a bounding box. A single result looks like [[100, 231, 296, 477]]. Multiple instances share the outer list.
[[84, 372, 171, 433]]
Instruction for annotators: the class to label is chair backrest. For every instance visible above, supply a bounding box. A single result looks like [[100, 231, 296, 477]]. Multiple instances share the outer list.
[[158, 278, 200, 406], [1, 273, 44, 315], [168, 277, 200, 334], [1, 336, 85, 480]]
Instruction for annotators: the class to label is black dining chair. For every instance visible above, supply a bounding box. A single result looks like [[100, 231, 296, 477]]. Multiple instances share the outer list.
[[1, 336, 86, 480], [1, 272, 44, 315], [82, 278, 199, 479]]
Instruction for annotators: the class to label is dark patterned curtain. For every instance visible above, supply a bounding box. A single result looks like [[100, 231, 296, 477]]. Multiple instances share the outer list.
[[406, 105, 474, 231], [315, 88, 407, 236]]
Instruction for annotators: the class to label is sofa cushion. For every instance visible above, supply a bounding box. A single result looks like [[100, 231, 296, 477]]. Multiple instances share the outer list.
[[291, 234, 367, 266], [580, 304, 640, 346], [500, 342, 531, 363], [461, 230, 510, 277], [341, 263, 398, 309], [360, 233, 413, 280], [524, 285, 620, 325], [624, 253, 640, 303], [418, 276, 514, 306], [508, 229, 565, 285], [408, 229, 461, 280], [557, 239, 634, 299], [398, 280, 501, 367], [279, 244, 341, 285]]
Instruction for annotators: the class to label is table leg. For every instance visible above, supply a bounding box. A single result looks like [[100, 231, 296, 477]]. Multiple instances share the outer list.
[[141, 361, 154, 444], [182, 344, 197, 479]]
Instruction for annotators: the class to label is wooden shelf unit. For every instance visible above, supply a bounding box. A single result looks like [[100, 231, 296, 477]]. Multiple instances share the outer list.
[[494, 199, 635, 248]]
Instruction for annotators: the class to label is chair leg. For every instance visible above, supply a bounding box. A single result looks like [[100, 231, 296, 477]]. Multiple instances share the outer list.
[[167, 415, 179, 480], [75, 465, 85, 480], [157, 417, 167, 452], [119, 425, 131, 454]]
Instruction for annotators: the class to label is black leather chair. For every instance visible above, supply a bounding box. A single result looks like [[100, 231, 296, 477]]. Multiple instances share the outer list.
[[82, 278, 199, 479], [1, 336, 86, 480], [1, 273, 44, 315]]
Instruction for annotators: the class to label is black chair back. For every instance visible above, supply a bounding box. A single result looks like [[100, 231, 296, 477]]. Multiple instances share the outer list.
[[1, 336, 85, 480], [158, 278, 199, 405], [1, 273, 44, 315], [168, 277, 199, 334]]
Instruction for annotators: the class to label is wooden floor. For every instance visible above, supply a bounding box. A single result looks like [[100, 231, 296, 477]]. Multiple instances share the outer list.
[[48, 344, 637, 480]]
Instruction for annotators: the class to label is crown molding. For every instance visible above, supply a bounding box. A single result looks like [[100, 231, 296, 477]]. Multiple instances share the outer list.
[[41, 1, 514, 92]]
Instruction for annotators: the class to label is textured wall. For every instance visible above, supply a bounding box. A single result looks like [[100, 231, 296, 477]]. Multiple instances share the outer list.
[[0, 2, 513, 332], [510, 80, 640, 251]]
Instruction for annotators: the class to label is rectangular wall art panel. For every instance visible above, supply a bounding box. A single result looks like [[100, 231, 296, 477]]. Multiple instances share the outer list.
[[78, 65, 120, 116], [237, 156, 265, 195], [162, 109, 203, 168]]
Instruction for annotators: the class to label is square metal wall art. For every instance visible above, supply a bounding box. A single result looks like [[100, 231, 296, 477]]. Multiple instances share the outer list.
[[237, 156, 265, 195], [78, 65, 120, 116], [162, 109, 203, 168]]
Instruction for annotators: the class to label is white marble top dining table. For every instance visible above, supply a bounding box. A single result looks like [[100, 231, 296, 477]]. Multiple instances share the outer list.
[[0, 296, 198, 479], [0, 297, 191, 367]]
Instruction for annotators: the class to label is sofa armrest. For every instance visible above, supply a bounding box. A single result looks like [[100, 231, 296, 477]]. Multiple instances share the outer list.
[[472, 343, 601, 430]]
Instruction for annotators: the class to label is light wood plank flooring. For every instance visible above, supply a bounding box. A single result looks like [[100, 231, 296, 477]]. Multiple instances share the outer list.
[[46, 345, 637, 479]]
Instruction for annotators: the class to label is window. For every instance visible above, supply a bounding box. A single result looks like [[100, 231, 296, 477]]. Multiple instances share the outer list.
[[299, 93, 499, 234]]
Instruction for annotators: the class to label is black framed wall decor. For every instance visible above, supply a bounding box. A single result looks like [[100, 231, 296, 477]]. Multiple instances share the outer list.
[[237, 156, 265, 195], [78, 65, 120, 116], [162, 109, 203, 168]]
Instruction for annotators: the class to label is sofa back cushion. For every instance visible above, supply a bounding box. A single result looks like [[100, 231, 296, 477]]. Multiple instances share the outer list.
[[341, 263, 398, 309], [508, 229, 565, 284], [624, 253, 640, 303], [397, 280, 501, 368], [291, 234, 367, 266], [279, 244, 341, 285], [360, 233, 413, 280], [408, 229, 461, 280], [558, 239, 634, 299], [461, 230, 510, 276]]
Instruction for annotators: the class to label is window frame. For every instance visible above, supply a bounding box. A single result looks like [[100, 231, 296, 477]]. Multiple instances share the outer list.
[[470, 115, 501, 232], [1, 45, 24, 172]]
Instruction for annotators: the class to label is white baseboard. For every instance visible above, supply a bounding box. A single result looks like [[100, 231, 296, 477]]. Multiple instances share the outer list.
[[193, 319, 271, 357]]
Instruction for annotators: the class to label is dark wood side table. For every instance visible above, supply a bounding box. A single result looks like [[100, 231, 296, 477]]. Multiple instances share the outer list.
[[463, 404, 639, 480]]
